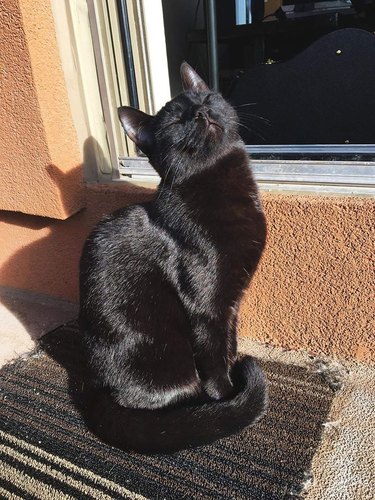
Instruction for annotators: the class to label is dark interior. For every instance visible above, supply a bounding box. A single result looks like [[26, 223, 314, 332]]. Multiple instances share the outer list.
[[229, 28, 375, 145], [162, 0, 375, 149]]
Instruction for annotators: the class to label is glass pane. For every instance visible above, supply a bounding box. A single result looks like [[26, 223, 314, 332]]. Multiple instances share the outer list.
[[161, 0, 375, 158]]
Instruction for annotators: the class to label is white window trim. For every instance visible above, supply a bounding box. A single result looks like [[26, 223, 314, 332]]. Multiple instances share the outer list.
[[51, 0, 113, 182], [138, 0, 171, 113]]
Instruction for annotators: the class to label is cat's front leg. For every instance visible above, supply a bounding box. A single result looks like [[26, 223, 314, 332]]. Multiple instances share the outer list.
[[191, 317, 236, 401]]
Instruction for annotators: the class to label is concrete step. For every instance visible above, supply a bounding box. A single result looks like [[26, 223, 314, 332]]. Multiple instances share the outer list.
[[0, 286, 78, 367]]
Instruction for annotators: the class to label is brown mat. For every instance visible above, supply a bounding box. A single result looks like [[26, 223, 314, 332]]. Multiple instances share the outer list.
[[0, 324, 335, 499]]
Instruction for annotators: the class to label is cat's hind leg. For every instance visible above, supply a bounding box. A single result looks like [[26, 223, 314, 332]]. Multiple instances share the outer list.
[[97, 275, 201, 410]]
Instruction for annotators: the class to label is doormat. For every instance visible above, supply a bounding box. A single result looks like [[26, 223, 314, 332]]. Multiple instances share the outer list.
[[0, 323, 335, 499]]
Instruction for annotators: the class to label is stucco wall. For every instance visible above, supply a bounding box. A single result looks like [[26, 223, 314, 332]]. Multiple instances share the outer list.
[[0, 0, 83, 219], [0, 0, 373, 363], [0, 185, 373, 363], [239, 193, 374, 364]]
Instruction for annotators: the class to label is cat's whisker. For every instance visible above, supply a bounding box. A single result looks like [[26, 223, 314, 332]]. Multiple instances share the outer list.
[[236, 112, 271, 125], [157, 137, 188, 199], [234, 121, 267, 142], [159, 140, 189, 201], [233, 102, 257, 108], [160, 136, 186, 164], [235, 117, 264, 139], [168, 144, 187, 195]]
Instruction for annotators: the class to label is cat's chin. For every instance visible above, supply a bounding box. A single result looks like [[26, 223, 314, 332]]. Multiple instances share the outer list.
[[208, 122, 222, 132], [206, 123, 224, 141]]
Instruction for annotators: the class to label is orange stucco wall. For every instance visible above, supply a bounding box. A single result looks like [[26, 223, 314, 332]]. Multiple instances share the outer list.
[[0, 0, 83, 219], [239, 193, 374, 364], [0, 185, 373, 363]]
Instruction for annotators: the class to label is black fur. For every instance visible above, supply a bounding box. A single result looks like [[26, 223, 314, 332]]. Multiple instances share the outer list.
[[79, 62, 268, 453]]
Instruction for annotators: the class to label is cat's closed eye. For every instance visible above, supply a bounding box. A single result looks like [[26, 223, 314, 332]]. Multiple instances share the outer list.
[[166, 102, 184, 113], [203, 94, 215, 105]]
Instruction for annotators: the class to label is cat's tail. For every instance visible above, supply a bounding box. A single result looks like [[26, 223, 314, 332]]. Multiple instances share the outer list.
[[84, 356, 268, 453]]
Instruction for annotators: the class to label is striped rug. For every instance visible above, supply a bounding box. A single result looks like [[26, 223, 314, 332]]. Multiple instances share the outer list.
[[0, 323, 334, 499]]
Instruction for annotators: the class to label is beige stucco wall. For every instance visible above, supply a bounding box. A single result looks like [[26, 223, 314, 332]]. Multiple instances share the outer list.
[[0, 0, 83, 219], [0, 186, 373, 363]]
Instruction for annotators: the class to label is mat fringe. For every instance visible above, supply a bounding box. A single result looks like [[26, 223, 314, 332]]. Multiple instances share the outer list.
[[309, 358, 349, 391]]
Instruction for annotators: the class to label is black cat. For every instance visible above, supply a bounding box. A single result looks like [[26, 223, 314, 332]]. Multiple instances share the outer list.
[[79, 62, 267, 453]]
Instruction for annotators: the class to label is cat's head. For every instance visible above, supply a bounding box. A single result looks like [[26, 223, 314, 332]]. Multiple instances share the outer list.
[[118, 62, 240, 182]]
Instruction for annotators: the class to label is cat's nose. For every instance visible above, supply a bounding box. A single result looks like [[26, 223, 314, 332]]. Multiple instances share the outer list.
[[193, 106, 220, 125], [191, 105, 205, 120], [196, 110, 207, 121]]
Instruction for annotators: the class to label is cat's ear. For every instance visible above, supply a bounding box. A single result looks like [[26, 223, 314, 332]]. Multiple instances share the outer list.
[[180, 61, 209, 93], [118, 106, 153, 153]]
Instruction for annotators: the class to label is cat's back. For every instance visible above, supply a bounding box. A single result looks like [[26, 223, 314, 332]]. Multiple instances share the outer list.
[[82, 202, 155, 259], [80, 200, 179, 290]]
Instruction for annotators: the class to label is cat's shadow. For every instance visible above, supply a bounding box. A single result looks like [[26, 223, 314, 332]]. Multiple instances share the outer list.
[[39, 323, 99, 435]]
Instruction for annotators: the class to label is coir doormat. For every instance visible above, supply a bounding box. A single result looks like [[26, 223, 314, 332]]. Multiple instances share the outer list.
[[0, 324, 335, 499]]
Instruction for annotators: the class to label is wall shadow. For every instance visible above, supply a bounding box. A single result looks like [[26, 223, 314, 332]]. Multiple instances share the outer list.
[[0, 137, 155, 350]]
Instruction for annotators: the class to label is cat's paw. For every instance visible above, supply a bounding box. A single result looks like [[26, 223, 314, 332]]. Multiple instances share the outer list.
[[203, 375, 233, 401]]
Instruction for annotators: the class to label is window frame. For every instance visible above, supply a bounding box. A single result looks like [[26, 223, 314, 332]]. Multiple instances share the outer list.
[[118, 154, 375, 195], [62, 0, 375, 194]]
